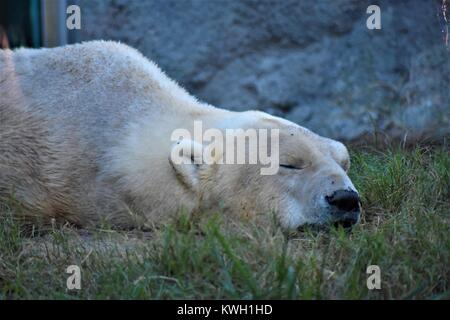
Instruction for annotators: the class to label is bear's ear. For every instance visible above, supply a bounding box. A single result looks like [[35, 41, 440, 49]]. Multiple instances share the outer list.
[[323, 138, 350, 172], [169, 139, 205, 192]]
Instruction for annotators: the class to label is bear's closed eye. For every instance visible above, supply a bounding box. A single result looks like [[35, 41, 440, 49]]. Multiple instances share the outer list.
[[280, 164, 300, 170]]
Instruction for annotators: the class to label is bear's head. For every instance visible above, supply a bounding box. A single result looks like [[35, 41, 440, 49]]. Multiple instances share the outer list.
[[169, 110, 361, 231]]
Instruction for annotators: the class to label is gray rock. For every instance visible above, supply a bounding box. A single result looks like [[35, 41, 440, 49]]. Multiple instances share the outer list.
[[76, 0, 450, 141]]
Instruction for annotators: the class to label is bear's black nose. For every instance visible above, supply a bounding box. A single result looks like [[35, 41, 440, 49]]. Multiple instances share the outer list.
[[326, 190, 360, 212], [326, 190, 361, 229]]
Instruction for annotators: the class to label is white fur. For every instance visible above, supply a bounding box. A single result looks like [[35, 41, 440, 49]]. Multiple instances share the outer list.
[[0, 41, 359, 229]]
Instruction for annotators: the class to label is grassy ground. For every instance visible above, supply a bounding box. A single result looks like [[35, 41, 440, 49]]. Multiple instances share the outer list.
[[0, 146, 449, 299]]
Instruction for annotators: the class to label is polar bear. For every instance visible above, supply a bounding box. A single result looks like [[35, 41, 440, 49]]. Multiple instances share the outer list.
[[0, 41, 360, 231]]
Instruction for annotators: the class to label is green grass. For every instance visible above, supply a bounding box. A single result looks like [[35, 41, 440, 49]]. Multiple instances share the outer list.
[[0, 146, 449, 299]]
